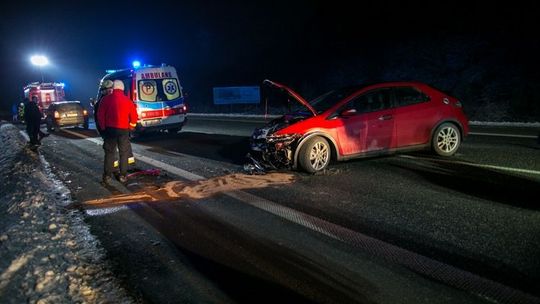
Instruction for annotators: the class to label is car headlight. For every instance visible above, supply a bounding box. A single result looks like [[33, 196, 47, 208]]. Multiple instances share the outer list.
[[252, 128, 269, 139]]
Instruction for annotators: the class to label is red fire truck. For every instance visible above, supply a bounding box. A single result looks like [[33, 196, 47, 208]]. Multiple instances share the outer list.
[[23, 82, 66, 117]]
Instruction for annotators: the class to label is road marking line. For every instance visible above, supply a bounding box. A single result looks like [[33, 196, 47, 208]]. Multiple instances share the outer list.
[[60, 128, 538, 303], [399, 155, 540, 175], [469, 132, 537, 139]]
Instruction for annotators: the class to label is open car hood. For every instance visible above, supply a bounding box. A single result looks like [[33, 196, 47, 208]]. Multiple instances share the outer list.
[[263, 79, 317, 116]]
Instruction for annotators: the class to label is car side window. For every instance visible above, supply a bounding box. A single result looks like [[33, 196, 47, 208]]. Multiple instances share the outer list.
[[394, 87, 430, 107], [345, 89, 392, 114]]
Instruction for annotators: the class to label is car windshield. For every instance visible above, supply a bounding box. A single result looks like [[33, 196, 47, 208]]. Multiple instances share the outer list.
[[307, 86, 363, 114]]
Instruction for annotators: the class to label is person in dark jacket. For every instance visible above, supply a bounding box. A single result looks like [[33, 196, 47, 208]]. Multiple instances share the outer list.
[[97, 80, 138, 184], [11, 103, 18, 122], [23, 97, 42, 145]]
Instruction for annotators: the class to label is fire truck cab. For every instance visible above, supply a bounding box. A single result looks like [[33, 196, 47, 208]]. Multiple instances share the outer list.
[[98, 64, 188, 135], [24, 82, 66, 118]]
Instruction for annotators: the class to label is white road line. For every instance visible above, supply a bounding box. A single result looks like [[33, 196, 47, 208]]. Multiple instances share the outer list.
[[399, 155, 540, 175], [469, 132, 537, 139], [62, 130, 207, 181], [59, 128, 538, 303]]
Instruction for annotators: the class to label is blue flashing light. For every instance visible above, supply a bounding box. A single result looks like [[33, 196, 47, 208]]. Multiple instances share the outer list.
[[132, 61, 141, 68]]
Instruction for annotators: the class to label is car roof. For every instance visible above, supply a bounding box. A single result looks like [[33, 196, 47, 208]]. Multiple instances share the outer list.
[[51, 101, 81, 105], [359, 81, 430, 90], [50, 101, 83, 108]]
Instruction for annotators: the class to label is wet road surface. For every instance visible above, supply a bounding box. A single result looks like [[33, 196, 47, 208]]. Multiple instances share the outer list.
[[32, 118, 540, 303]]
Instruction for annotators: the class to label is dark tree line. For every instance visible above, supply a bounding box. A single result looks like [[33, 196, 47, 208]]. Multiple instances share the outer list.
[[188, 34, 539, 122]]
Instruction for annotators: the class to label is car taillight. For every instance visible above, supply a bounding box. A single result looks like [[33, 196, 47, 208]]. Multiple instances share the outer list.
[[54, 111, 60, 119], [182, 105, 187, 112]]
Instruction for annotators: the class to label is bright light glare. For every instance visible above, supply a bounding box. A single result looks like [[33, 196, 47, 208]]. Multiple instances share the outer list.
[[30, 55, 49, 66], [132, 60, 141, 68]]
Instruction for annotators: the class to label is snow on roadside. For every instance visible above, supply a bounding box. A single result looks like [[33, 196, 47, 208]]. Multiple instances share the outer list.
[[0, 123, 134, 304], [468, 121, 540, 127]]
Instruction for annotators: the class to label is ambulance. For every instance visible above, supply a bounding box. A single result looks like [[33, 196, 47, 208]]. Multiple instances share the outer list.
[[98, 64, 188, 134]]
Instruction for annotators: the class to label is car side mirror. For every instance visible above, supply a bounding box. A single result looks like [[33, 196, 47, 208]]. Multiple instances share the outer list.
[[340, 108, 357, 117]]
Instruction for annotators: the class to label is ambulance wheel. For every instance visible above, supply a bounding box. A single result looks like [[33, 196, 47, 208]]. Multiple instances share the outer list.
[[168, 127, 181, 134]]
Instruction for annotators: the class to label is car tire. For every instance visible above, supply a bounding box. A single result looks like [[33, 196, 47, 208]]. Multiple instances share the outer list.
[[432, 122, 461, 156], [46, 119, 56, 132], [83, 120, 89, 130], [298, 136, 331, 173]]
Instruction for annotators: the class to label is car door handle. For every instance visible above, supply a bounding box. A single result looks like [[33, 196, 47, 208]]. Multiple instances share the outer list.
[[378, 114, 393, 121]]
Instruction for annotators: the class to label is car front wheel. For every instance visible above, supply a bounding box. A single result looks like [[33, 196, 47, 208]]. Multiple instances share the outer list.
[[298, 136, 331, 173], [432, 122, 461, 156]]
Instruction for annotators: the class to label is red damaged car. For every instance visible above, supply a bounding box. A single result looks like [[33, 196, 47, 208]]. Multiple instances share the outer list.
[[250, 80, 469, 173]]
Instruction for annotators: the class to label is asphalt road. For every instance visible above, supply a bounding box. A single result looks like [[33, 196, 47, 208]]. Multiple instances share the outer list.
[[31, 117, 540, 304]]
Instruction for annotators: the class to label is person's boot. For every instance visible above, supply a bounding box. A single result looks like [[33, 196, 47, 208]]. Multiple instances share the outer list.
[[118, 175, 128, 183], [102, 174, 113, 185]]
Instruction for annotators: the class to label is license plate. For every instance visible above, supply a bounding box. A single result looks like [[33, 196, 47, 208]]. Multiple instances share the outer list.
[[143, 119, 161, 126], [66, 113, 79, 117]]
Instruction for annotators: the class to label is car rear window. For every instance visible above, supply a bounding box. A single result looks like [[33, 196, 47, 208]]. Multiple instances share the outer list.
[[56, 103, 82, 111]]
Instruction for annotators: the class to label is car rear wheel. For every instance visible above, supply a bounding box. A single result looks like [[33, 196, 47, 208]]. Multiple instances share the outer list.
[[298, 136, 331, 173], [432, 122, 461, 156], [46, 119, 56, 132]]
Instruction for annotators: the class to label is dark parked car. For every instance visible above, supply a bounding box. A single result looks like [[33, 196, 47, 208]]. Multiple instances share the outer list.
[[251, 80, 469, 173], [45, 101, 89, 131]]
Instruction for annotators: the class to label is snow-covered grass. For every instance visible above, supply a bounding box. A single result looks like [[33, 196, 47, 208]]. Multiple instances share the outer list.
[[0, 123, 133, 304]]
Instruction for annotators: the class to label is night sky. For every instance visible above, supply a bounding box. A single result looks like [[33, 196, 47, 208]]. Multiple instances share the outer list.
[[1, 1, 539, 117]]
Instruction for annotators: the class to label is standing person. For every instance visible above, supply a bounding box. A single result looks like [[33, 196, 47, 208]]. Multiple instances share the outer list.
[[11, 103, 18, 122], [29, 96, 50, 141], [97, 80, 138, 184], [93, 79, 114, 137], [23, 97, 42, 145], [17, 102, 25, 123]]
